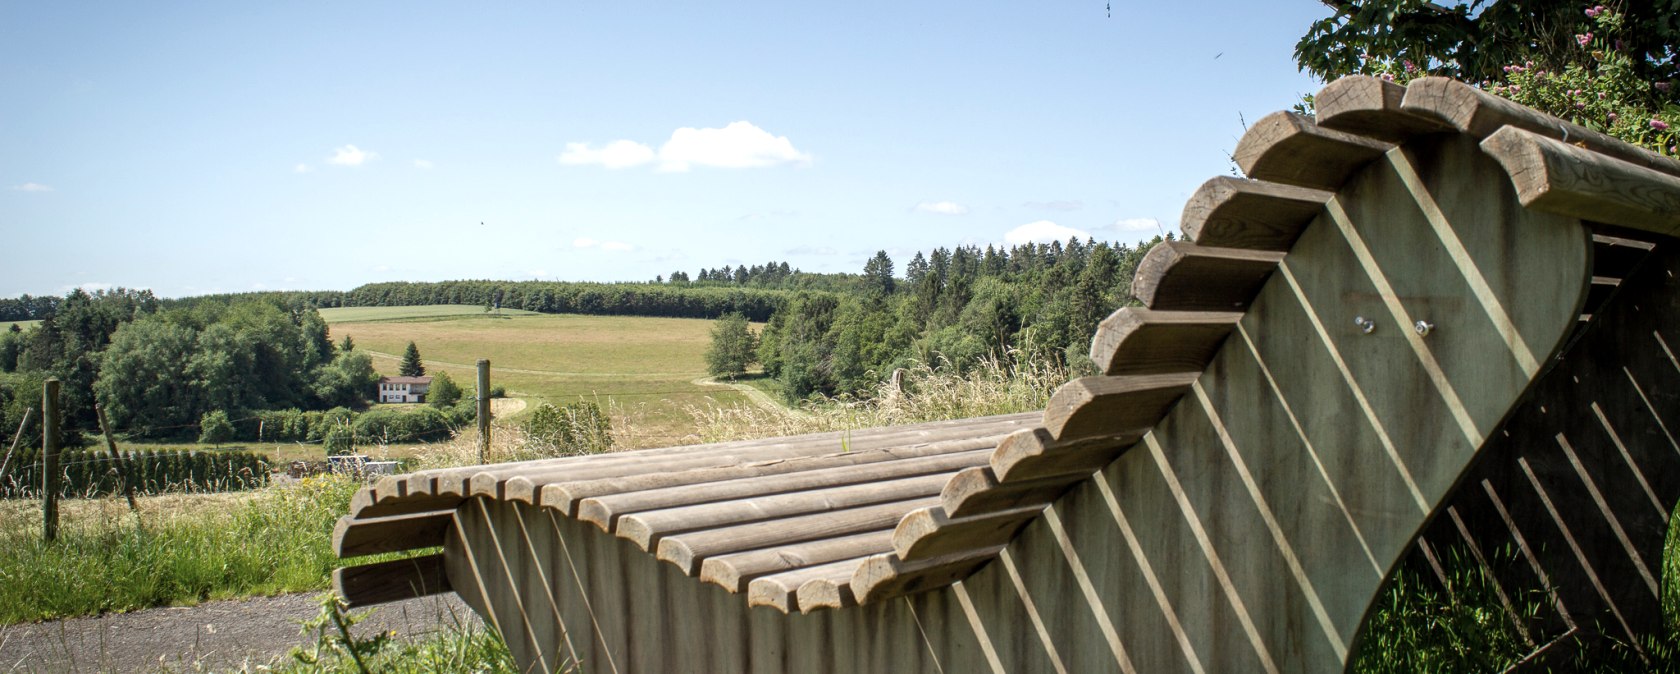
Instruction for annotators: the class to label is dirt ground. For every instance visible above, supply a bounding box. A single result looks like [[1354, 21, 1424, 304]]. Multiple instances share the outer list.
[[0, 592, 477, 673]]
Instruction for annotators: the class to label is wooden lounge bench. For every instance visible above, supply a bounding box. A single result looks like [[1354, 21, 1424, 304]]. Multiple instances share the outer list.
[[332, 75, 1680, 673]]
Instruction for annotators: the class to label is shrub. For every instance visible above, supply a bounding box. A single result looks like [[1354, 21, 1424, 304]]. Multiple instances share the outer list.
[[522, 401, 612, 455]]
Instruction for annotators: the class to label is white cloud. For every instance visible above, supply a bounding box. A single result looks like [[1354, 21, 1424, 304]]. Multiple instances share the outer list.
[[573, 237, 634, 252], [413, 159, 434, 169], [558, 140, 657, 169], [293, 163, 312, 173], [1111, 217, 1163, 233], [11, 182, 53, 192], [327, 144, 378, 166], [558, 121, 810, 172], [658, 121, 810, 172], [1004, 220, 1090, 245], [914, 201, 969, 216]]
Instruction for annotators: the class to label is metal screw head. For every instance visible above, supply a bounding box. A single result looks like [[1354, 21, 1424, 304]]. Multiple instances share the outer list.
[[1414, 320, 1434, 337], [1354, 316, 1376, 334]]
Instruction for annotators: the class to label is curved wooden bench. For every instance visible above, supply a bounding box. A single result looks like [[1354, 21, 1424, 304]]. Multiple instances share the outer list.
[[331, 75, 1680, 673]]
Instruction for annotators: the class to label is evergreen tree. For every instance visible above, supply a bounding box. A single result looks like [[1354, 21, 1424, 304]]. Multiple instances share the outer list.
[[399, 341, 425, 377], [339, 334, 354, 352], [863, 251, 896, 297]]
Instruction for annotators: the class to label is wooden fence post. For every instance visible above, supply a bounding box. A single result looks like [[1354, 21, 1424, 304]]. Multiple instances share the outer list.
[[96, 403, 139, 513], [477, 359, 491, 465], [42, 378, 60, 543]]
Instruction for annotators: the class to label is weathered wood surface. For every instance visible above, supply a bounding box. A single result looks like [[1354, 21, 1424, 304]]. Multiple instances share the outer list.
[[334, 554, 451, 608], [656, 496, 942, 575], [1089, 308, 1243, 376], [702, 529, 895, 593], [1233, 111, 1392, 190], [892, 504, 1045, 560], [1179, 176, 1331, 251], [1041, 372, 1199, 442], [1404, 76, 1680, 179], [989, 427, 1139, 483], [1480, 125, 1680, 237], [940, 465, 1083, 518], [1132, 241, 1286, 311], [333, 510, 453, 558], [1400, 236, 1680, 659], [1313, 75, 1453, 142]]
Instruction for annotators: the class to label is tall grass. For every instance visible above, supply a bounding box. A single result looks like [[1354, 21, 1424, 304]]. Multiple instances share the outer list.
[[686, 353, 1073, 442], [0, 475, 369, 624]]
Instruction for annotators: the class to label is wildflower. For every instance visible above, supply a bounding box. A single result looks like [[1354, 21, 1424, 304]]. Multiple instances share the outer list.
[[1609, 112, 1619, 122], [1654, 119, 1672, 131], [1576, 101, 1587, 109], [1577, 33, 1593, 47], [1585, 5, 1601, 17], [1658, 82, 1673, 93], [1380, 73, 1395, 82]]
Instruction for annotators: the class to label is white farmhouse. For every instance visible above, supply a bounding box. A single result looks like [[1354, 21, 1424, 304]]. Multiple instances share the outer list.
[[377, 375, 432, 404]]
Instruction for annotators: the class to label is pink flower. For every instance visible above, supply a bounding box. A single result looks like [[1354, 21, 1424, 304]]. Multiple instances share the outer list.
[[1658, 82, 1673, 93], [1654, 119, 1672, 131], [1609, 112, 1619, 122], [1576, 101, 1587, 109], [1585, 6, 1600, 17], [1577, 32, 1593, 47], [1380, 73, 1395, 82]]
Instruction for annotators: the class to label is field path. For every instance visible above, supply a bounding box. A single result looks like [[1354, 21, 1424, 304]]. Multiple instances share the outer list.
[[0, 593, 476, 673], [360, 349, 694, 379], [693, 376, 811, 419]]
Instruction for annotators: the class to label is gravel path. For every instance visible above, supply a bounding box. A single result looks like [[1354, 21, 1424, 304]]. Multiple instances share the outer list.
[[0, 593, 478, 673]]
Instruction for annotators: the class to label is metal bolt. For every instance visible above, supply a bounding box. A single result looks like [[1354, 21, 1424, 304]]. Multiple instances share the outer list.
[[1354, 316, 1376, 334], [1414, 320, 1434, 337]]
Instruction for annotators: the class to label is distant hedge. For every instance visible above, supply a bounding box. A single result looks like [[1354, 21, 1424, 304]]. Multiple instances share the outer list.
[[1, 447, 269, 499]]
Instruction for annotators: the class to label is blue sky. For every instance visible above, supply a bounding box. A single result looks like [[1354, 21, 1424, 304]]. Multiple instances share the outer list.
[[1, 1, 1327, 298]]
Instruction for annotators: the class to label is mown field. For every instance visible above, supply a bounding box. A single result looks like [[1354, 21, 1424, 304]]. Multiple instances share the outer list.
[[323, 305, 753, 448], [4, 319, 39, 332]]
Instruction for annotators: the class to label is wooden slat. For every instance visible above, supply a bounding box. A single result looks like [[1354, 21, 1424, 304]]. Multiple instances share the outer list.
[[333, 554, 451, 608], [616, 472, 952, 551], [747, 557, 864, 614], [473, 414, 1031, 504], [545, 436, 1002, 516], [989, 427, 1140, 483], [1042, 372, 1199, 443], [701, 529, 895, 593], [656, 496, 941, 575], [575, 447, 991, 532], [939, 465, 1083, 518], [892, 504, 1045, 561], [1584, 276, 1620, 315], [1592, 234, 1656, 279], [1479, 126, 1680, 238], [1132, 241, 1286, 311], [1312, 74, 1452, 142], [349, 492, 466, 520], [1232, 110, 1392, 190], [333, 510, 453, 558], [1090, 307, 1243, 376], [1403, 76, 1680, 180], [847, 546, 1005, 605], [1179, 176, 1332, 251]]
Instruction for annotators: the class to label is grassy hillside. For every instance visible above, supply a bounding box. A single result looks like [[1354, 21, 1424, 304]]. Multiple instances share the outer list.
[[325, 311, 752, 447]]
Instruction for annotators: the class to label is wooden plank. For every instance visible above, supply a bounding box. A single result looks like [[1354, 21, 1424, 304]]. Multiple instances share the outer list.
[[1479, 125, 1680, 238], [656, 496, 942, 575], [1312, 74, 1452, 142], [1584, 276, 1620, 316], [1179, 176, 1332, 251], [615, 472, 952, 551], [848, 546, 1005, 605], [575, 447, 992, 531], [333, 554, 452, 608], [1402, 76, 1680, 180], [701, 529, 895, 593], [1090, 307, 1243, 376], [1592, 234, 1656, 279], [989, 426, 1141, 483], [333, 510, 453, 558], [939, 465, 1084, 518], [746, 557, 864, 613], [546, 436, 1000, 516], [892, 504, 1045, 561], [1232, 110, 1392, 190], [1132, 241, 1286, 311], [1042, 372, 1199, 443]]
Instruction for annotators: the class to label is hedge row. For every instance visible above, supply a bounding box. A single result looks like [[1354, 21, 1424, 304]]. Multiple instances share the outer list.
[[1, 447, 269, 499]]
